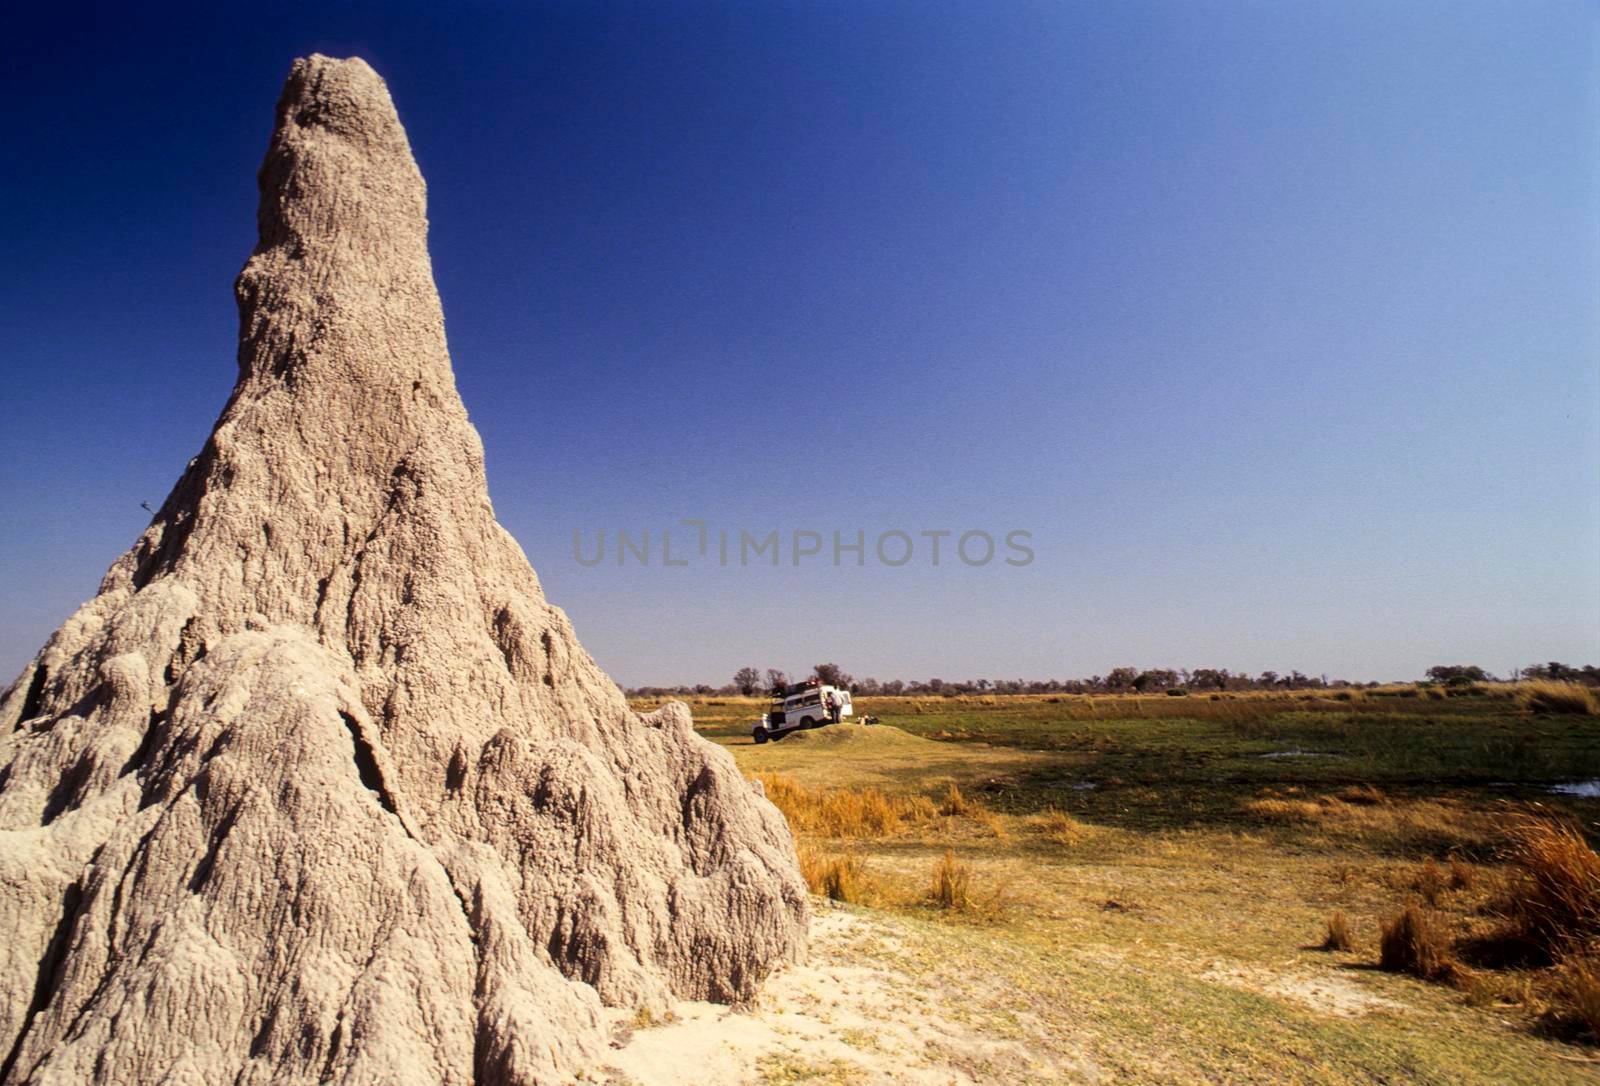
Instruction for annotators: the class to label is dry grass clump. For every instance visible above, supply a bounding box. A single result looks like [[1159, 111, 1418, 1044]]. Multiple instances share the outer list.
[[1336, 784, 1389, 806], [975, 809, 1011, 840], [1028, 807, 1091, 846], [924, 849, 1011, 922], [1365, 815, 1600, 1041], [1498, 814, 1600, 955], [754, 772, 936, 838], [1320, 910, 1355, 952], [1241, 797, 1324, 824], [796, 844, 872, 903], [939, 782, 971, 816], [1553, 954, 1600, 1038], [929, 849, 972, 911], [1379, 902, 1463, 982], [1414, 858, 1449, 905], [1517, 680, 1600, 716]]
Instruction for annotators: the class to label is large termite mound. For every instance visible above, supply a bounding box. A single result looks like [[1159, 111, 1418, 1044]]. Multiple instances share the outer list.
[[0, 55, 807, 1085]]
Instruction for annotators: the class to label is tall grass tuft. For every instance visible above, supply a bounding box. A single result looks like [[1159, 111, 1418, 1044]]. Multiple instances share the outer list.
[[1379, 902, 1462, 982], [929, 849, 972, 911], [1499, 814, 1600, 956], [1414, 858, 1448, 905], [1320, 910, 1354, 952], [796, 844, 869, 903], [1554, 954, 1600, 1039], [939, 782, 971, 817], [1517, 680, 1600, 716]]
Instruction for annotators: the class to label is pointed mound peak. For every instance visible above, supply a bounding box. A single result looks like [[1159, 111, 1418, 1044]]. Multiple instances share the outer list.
[[256, 55, 422, 247]]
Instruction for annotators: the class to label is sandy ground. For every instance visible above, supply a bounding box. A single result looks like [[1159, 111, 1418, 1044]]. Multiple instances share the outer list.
[[603, 904, 1431, 1085], [1198, 962, 1411, 1018], [602, 906, 1066, 1085]]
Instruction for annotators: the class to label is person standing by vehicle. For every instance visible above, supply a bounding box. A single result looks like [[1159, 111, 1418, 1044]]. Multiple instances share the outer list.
[[824, 690, 841, 724]]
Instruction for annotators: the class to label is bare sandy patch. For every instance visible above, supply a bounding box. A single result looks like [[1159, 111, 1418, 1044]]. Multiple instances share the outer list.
[[1200, 962, 1410, 1018], [603, 906, 1075, 1085]]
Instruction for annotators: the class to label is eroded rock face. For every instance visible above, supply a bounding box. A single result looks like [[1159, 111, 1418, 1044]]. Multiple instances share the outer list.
[[0, 55, 807, 1085]]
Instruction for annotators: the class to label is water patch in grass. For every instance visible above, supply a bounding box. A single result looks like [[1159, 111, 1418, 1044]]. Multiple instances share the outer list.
[[1549, 780, 1600, 798], [1258, 748, 1343, 760]]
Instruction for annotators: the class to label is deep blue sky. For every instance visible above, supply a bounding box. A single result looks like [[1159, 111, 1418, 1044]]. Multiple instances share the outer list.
[[3, 2, 1597, 687]]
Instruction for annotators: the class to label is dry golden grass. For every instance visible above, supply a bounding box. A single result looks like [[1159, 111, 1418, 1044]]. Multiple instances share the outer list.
[[975, 809, 1011, 840], [755, 772, 937, 838], [1379, 902, 1463, 983], [1365, 815, 1600, 1041], [796, 843, 872, 903], [1553, 954, 1600, 1039], [929, 849, 972, 911], [1498, 814, 1600, 956], [1027, 807, 1092, 847], [1240, 788, 1503, 854], [939, 782, 971, 816], [1414, 858, 1449, 905], [1241, 797, 1325, 823], [1321, 909, 1355, 952], [1517, 680, 1600, 716], [1336, 784, 1389, 806]]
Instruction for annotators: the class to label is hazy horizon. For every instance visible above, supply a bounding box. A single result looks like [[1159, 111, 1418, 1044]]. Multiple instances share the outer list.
[[3, 1, 1597, 689]]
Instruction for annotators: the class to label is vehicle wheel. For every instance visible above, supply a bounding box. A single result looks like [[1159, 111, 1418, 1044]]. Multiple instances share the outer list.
[[800, 716, 817, 730], [753, 729, 768, 744]]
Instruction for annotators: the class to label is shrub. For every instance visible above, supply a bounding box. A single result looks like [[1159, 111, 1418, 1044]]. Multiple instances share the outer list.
[[1517, 681, 1600, 716], [1165, 688, 1189, 697], [1379, 902, 1462, 982], [929, 849, 972, 911], [1449, 858, 1475, 891], [1321, 910, 1354, 952]]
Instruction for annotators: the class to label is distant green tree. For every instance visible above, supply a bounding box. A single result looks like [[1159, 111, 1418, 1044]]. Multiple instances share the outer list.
[[733, 667, 762, 696], [813, 662, 854, 689], [1426, 665, 1490, 686]]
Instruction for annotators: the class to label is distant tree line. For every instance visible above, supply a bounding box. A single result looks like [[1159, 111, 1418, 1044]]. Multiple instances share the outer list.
[[622, 660, 1600, 699]]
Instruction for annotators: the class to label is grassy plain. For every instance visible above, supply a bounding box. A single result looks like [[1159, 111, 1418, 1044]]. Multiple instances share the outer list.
[[632, 687, 1600, 1084]]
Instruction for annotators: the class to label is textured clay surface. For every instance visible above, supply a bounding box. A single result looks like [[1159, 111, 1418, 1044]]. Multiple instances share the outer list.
[[0, 54, 807, 1086]]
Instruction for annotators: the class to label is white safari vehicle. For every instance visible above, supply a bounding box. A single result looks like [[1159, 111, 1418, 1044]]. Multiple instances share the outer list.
[[752, 679, 853, 743]]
